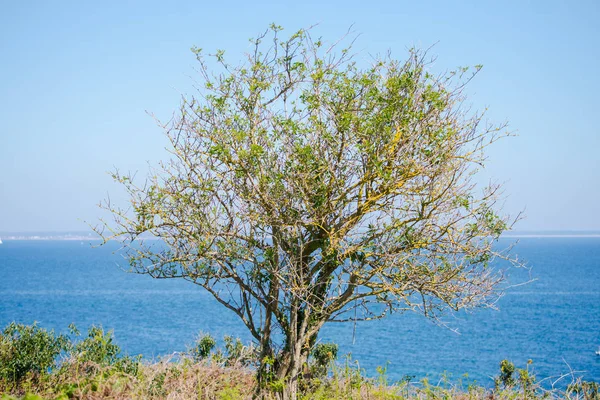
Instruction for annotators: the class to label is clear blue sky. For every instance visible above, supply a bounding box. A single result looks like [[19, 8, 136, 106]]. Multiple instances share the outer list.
[[0, 0, 598, 232]]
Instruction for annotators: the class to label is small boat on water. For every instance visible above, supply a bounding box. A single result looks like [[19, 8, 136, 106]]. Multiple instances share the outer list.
[[0, 238, 3, 244], [596, 347, 600, 356]]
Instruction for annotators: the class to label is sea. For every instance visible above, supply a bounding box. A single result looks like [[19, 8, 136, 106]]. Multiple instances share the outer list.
[[0, 234, 599, 387]]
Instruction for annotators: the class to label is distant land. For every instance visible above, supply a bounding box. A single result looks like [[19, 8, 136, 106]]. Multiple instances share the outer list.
[[0, 231, 102, 241], [501, 230, 600, 238], [1, 230, 600, 240]]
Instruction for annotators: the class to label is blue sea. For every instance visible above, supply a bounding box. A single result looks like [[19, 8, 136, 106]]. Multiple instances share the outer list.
[[1, 237, 599, 386]]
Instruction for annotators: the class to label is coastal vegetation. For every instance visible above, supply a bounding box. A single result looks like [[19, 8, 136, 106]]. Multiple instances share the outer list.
[[1, 323, 599, 400], [96, 24, 520, 399]]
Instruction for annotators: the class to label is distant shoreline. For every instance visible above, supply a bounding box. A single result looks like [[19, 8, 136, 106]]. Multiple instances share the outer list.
[[1, 233, 600, 240], [502, 234, 600, 238], [0, 236, 103, 241]]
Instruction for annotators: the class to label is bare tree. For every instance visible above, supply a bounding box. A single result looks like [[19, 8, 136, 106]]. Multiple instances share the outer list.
[[97, 25, 519, 400]]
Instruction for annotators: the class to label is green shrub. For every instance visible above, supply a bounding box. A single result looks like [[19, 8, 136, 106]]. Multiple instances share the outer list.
[[149, 371, 167, 397], [222, 336, 256, 367], [217, 386, 243, 400], [69, 325, 140, 375], [518, 360, 536, 396], [495, 359, 516, 389], [567, 380, 599, 399], [189, 333, 256, 367], [189, 333, 216, 361], [494, 359, 540, 398], [310, 343, 338, 378], [72, 326, 121, 365], [0, 322, 69, 383]]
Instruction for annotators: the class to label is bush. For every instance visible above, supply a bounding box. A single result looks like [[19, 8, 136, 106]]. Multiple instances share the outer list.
[[495, 359, 516, 388], [189, 333, 256, 367], [567, 380, 599, 399], [70, 325, 141, 375], [0, 322, 69, 383], [189, 332, 216, 361], [0, 322, 141, 390], [310, 343, 339, 378], [494, 359, 539, 398], [72, 326, 121, 365], [220, 336, 256, 367]]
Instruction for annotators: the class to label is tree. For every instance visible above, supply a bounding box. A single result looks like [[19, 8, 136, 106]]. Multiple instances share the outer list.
[[97, 25, 519, 399]]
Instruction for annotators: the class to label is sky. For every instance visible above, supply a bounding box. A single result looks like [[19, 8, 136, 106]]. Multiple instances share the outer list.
[[0, 0, 598, 232]]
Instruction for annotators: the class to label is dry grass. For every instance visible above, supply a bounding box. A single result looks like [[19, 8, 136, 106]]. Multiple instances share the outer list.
[[2, 358, 598, 400], [3, 358, 255, 400]]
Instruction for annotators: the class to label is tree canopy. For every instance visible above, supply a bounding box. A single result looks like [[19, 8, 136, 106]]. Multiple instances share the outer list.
[[98, 25, 518, 399]]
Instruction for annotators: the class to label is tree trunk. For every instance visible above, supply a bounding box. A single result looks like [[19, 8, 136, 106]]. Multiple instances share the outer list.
[[271, 337, 307, 400], [279, 351, 305, 400], [282, 379, 297, 400]]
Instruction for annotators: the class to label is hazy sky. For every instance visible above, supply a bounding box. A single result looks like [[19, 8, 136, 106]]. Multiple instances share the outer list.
[[0, 0, 598, 232]]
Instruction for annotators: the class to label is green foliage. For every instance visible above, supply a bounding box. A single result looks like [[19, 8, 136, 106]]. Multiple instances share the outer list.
[[212, 336, 257, 367], [495, 359, 540, 398], [568, 380, 599, 399], [518, 360, 536, 396], [496, 359, 516, 388], [268, 378, 285, 394], [114, 354, 142, 376], [312, 343, 339, 367], [223, 336, 245, 363], [188, 333, 256, 368], [0, 322, 142, 395], [0, 322, 69, 383], [72, 326, 121, 365], [71, 325, 141, 375], [217, 386, 243, 400], [310, 342, 339, 377], [22, 395, 43, 400], [148, 371, 167, 397], [189, 332, 217, 361], [258, 355, 277, 388]]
